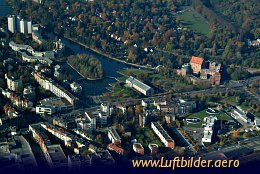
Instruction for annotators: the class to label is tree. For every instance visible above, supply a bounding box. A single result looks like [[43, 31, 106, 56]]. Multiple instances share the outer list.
[[176, 120, 181, 128], [236, 96, 242, 104], [96, 134, 104, 144], [233, 130, 239, 138], [243, 132, 250, 139], [194, 143, 199, 151], [135, 105, 143, 116], [15, 33, 22, 44]]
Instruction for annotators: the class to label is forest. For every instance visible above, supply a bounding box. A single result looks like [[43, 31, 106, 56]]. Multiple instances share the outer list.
[[67, 54, 104, 80], [7, 0, 260, 78]]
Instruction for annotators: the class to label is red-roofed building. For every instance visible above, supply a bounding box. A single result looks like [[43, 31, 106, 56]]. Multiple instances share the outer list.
[[107, 143, 127, 156], [190, 56, 205, 74]]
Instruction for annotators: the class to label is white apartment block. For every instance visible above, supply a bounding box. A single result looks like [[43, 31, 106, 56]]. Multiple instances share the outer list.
[[7, 15, 32, 34], [33, 72, 78, 106], [107, 127, 121, 144], [5, 74, 23, 92], [151, 122, 175, 149], [7, 15, 16, 33]]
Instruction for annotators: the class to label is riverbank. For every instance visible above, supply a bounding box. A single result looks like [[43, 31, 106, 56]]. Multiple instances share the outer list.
[[64, 36, 156, 71], [66, 61, 103, 81]]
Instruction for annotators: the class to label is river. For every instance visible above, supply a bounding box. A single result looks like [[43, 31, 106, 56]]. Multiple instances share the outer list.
[[0, 0, 129, 97], [60, 37, 128, 96], [0, 0, 11, 17]]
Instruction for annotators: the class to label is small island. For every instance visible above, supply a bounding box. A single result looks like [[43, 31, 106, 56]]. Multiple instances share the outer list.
[[67, 54, 104, 80]]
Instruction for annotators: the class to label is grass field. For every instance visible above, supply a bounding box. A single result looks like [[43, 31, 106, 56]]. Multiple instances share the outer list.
[[184, 109, 232, 128], [178, 7, 211, 37], [118, 68, 190, 92], [220, 96, 260, 118]]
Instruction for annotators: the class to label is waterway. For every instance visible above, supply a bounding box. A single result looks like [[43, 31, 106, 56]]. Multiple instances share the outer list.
[[62, 38, 129, 95], [60, 37, 129, 96], [0, 0, 11, 17], [0, 0, 129, 97]]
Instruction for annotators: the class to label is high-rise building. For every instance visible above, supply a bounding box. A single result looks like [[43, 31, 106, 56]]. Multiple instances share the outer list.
[[27, 21, 32, 34], [7, 15, 16, 33], [7, 15, 32, 34], [20, 19, 27, 34]]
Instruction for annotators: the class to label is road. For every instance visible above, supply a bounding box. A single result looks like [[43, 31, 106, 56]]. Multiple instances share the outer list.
[[200, 136, 260, 159], [90, 75, 260, 106]]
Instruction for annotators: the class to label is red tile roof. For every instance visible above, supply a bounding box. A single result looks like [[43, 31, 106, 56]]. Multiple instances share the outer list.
[[190, 56, 204, 65], [107, 143, 126, 155]]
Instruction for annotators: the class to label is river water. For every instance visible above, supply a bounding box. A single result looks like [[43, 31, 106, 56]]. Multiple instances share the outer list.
[[0, 0, 11, 17], [60, 38, 128, 96], [0, 0, 128, 97]]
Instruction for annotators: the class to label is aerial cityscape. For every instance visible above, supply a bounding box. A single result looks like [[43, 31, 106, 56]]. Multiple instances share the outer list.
[[0, 0, 259, 173]]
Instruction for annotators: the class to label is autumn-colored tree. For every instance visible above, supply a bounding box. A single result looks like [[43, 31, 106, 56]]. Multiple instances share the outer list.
[[96, 134, 104, 144], [176, 120, 181, 128], [194, 143, 199, 151], [135, 105, 143, 116], [233, 130, 239, 138], [243, 132, 250, 139], [219, 140, 224, 146]]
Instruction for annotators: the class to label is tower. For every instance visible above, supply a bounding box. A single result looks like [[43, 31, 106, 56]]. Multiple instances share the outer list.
[[8, 15, 16, 33]]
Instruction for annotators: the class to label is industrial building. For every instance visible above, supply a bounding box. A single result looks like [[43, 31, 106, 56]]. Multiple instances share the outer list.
[[126, 76, 154, 96]]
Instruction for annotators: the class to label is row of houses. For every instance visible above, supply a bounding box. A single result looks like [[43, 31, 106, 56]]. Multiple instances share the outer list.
[[29, 123, 68, 169], [1, 88, 33, 110], [9, 41, 54, 65], [5, 74, 23, 92], [33, 72, 78, 106], [41, 123, 88, 154], [142, 97, 197, 116]]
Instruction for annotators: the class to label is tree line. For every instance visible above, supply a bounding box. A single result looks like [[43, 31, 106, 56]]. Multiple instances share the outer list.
[[67, 54, 103, 79]]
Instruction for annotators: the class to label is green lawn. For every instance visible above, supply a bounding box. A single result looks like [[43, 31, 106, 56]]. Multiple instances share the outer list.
[[119, 68, 153, 77], [119, 68, 190, 92], [221, 96, 260, 118], [178, 7, 211, 37], [184, 109, 232, 128]]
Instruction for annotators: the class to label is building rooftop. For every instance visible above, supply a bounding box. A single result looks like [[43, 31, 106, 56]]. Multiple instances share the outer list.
[[38, 97, 70, 107], [126, 76, 152, 92], [107, 143, 126, 155], [151, 122, 174, 142], [47, 144, 67, 168], [148, 143, 158, 149], [108, 127, 121, 141], [133, 143, 144, 149], [11, 136, 38, 169], [190, 56, 204, 65]]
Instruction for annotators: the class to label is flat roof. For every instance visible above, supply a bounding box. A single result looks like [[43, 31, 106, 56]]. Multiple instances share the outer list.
[[108, 127, 121, 140], [39, 97, 69, 107], [151, 122, 174, 142], [133, 143, 144, 149], [47, 144, 67, 167]]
